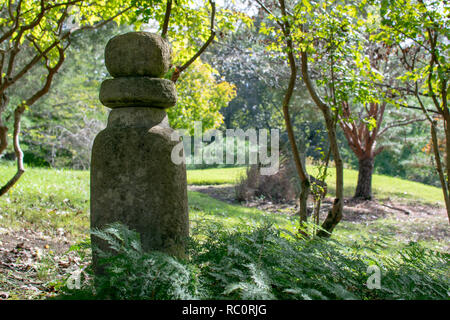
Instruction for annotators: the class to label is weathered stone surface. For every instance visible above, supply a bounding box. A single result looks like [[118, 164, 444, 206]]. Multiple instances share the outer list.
[[91, 32, 188, 271], [105, 32, 171, 78], [99, 77, 177, 108], [91, 108, 188, 258], [107, 107, 169, 128]]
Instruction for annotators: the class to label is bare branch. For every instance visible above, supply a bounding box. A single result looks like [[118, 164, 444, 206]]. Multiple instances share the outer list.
[[25, 46, 66, 107], [254, 0, 285, 31], [378, 117, 427, 136], [0, 0, 24, 44], [0, 37, 62, 92], [161, 0, 173, 39], [44, 0, 83, 11], [1, 4, 131, 94], [401, 104, 440, 115], [0, 44, 66, 196], [300, 51, 328, 111], [255, 0, 274, 16]]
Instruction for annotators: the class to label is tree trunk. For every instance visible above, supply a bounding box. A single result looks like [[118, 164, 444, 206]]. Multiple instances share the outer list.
[[316, 115, 343, 237], [0, 106, 25, 196], [0, 93, 8, 155], [299, 179, 310, 224], [299, 49, 343, 237], [430, 120, 450, 222], [354, 157, 374, 200], [277, 3, 310, 229]]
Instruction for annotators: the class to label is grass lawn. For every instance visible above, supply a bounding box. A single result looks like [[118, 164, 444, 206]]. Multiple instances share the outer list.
[[1, 163, 442, 203], [0, 164, 290, 238], [0, 163, 446, 247], [0, 163, 448, 299], [188, 166, 444, 205]]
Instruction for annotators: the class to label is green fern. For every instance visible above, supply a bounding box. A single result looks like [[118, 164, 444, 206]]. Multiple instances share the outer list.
[[59, 222, 449, 300]]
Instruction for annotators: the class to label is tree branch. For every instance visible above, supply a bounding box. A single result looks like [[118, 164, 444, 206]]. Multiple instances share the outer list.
[[0, 104, 25, 196], [0, 0, 24, 44], [0, 44, 66, 196], [378, 117, 427, 136], [161, 0, 172, 39], [171, 0, 216, 82], [300, 51, 328, 111]]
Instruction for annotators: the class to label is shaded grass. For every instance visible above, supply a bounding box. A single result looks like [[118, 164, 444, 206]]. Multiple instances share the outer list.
[[188, 191, 296, 232], [188, 192, 450, 255], [333, 218, 449, 254]]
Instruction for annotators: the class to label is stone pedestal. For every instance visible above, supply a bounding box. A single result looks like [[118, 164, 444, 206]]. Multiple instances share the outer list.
[[90, 32, 188, 262]]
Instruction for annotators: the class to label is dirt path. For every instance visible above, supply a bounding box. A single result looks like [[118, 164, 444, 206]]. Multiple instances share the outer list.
[[0, 228, 87, 300]]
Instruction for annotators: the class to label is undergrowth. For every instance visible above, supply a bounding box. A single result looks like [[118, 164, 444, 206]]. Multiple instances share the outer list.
[[58, 222, 449, 300]]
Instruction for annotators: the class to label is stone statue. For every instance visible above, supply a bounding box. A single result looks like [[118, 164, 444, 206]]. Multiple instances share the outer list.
[[91, 32, 189, 265]]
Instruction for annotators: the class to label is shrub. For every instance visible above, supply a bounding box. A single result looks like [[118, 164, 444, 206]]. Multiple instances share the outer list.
[[235, 161, 298, 203]]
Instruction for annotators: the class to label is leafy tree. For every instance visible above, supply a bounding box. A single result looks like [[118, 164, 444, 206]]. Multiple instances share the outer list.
[[170, 53, 237, 133], [17, 20, 236, 168], [335, 21, 427, 200], [148, 0, 244, 82], [375, 0, 450, 222], [205, 9, 288, 131], [256, 0, 431, 227], [0, 0, 139, 195], [253, 0, 311, 231], [256, 0, 359, 235], [0, 0, 240, 193], [206, 10, 332, 165], [373, 117, 439, 187], [20, 23, 127, 169]]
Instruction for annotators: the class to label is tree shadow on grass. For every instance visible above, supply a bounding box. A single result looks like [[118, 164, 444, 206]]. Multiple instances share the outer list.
[[188, 191, 292, 228]]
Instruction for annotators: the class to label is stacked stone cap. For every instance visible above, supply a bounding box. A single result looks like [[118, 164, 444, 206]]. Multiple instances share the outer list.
[[99, 32, 177, 109]]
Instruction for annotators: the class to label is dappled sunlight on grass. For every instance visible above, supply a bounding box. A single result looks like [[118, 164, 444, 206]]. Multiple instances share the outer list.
[[333, 214, 449, 254]]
